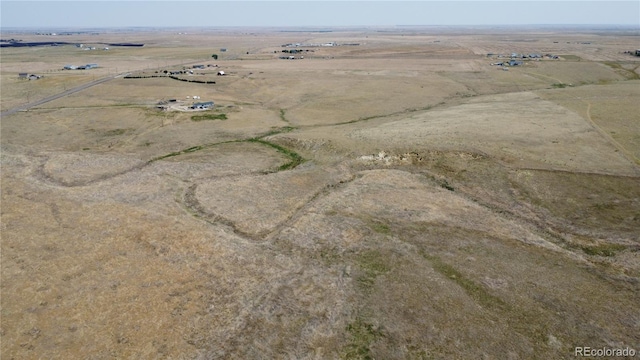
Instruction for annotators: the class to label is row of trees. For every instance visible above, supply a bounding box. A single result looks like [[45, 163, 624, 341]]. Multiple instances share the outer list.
[[124, 74, 216, 84], [168, 75, 216, 84]]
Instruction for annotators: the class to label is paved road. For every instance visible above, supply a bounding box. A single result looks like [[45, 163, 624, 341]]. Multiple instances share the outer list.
[[0, 73, 128, 117]]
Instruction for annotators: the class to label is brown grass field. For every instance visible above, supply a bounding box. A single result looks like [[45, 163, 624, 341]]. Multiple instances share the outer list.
[[1, 27, 639, 359]]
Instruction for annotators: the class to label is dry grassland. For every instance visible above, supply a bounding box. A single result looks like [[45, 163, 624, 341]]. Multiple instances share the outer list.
[[2, 27, 639, 359]]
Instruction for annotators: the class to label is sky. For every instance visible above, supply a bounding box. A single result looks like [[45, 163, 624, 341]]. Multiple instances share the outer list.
[[1, 1, 639, 28]]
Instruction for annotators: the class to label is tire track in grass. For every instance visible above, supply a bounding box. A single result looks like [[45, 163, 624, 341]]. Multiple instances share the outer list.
[[582, 100, 640, 167]]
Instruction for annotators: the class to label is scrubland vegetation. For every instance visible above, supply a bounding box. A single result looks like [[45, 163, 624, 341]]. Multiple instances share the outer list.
[[2, 27, 639, 359]]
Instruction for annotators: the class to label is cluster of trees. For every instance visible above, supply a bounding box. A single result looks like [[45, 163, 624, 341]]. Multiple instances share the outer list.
[[123, 74, 165, 79], [124, 74, 215, 84], [279, 49, 312, 54], [168, 75, 216, 84]]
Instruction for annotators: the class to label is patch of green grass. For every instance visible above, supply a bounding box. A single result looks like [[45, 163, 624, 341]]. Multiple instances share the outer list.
[[580, 243, 627, 257], [343, 317, 385, 360], [248, 138, 304, 171], [191, 113, 227, 121], [592, 202, 616, 211], [319, 247, 341, 265], [103, 128, 128, 136], [439, 179, 455, 191], [147, 140, 238, 162], [603, 62, 640, 80], [354, 250, 390, 291], [258, 126, 296, 139], [183, 145, 204, 153], [147, 126, 303, 170], [370, 222, 391, 235], [337, 104, 437, 126], [419, 250, 506, 309], [151, 151, 182, 161]]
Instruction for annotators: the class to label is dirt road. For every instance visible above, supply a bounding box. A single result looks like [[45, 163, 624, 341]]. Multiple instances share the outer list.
[[0, 73, 128, 117]]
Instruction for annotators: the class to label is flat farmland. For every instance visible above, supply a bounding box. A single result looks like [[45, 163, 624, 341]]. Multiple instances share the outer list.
[[1, 27, 639, 359]]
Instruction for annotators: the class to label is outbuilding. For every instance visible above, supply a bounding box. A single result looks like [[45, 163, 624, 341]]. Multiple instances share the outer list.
[[191, 101, 214, 110]]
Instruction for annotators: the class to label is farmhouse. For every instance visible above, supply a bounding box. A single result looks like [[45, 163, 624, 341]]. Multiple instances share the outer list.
[[64, 63, 98, 70], [18, 72, 42, 79], [191, 101, 214, 110]]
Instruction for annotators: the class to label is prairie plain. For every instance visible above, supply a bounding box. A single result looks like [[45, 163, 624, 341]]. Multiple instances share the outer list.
[[1, 27, 639, 359]]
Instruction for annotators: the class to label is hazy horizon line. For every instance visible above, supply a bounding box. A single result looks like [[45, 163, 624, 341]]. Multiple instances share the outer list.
[[2, 1, 638, 28], [3, 23, 638, 30]]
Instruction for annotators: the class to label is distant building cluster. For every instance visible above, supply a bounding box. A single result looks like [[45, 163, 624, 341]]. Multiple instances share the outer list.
[[491, 60, 524, 67], [156, 64, 219, 76], [279, 55, 305, 60], [76, 43, 109, 51], [277, 48, 312, 60], [486, 52, 561, 70], [487, 52, 559, 60], [156, 98, 214, 111], [191, 101, 214, 110], [281, 42, 359, 48], [18, 73, 43, 80], [64, 63, 98, 70]]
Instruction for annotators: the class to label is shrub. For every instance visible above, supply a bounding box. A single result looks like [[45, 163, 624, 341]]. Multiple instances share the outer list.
[[191, 113, 227, 121]]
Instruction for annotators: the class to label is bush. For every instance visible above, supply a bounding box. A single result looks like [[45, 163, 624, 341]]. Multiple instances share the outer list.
[[191, 113, 227, 121]]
